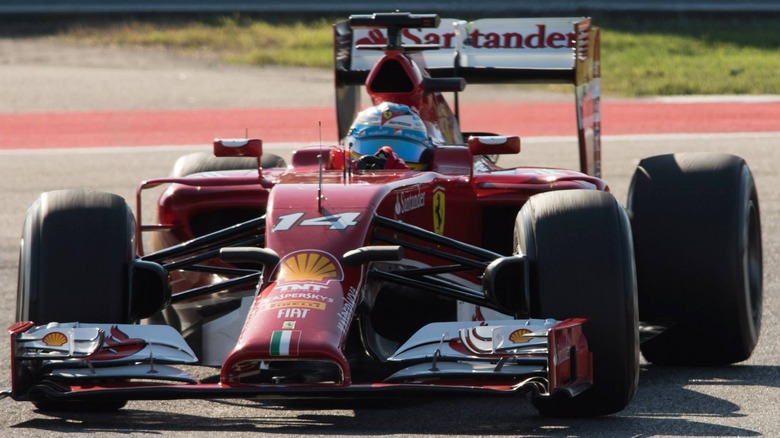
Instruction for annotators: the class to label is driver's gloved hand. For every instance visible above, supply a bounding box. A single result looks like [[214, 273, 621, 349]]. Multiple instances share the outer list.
[[356, 154, 387, 170], [356, 146, 408, 170]]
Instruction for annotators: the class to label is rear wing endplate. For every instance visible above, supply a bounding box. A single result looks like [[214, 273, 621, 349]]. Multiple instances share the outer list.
[[334, 16, 602, 177]]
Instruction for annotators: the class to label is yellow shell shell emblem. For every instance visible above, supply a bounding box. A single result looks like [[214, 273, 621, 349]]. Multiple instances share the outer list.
[[42, 332, 68, 347], [277, 251, 343, 282], [508, 329, 532, 344]]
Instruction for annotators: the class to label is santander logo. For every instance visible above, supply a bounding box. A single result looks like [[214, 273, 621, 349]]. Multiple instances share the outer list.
[[356, 25, 574, 50], [395, 189, 426, 215]]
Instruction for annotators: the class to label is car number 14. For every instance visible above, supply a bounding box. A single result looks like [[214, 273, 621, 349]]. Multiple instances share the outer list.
[[272, 212, 361, 231]]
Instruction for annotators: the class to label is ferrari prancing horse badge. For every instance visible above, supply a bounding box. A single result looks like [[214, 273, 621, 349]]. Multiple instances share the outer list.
[[433, 190, 445, 234]]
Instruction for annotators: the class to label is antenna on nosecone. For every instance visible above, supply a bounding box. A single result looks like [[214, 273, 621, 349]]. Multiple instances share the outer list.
[[317, 121, 324, 213]]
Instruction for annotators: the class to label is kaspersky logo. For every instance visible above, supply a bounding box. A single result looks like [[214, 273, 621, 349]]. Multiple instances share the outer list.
[[276, 250, 344, 283]]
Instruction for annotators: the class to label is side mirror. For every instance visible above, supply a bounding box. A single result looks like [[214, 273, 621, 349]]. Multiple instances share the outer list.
[[129, 260, 171, 321], [220, 247, 280, 269], [213, 138, 263, 173], [342, 245, 404, 265], [467, 135, 521, 156], [483, 255, 529, 316]]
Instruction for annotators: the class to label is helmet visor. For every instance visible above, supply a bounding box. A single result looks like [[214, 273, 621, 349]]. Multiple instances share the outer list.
[[351, 137, 429, 164]]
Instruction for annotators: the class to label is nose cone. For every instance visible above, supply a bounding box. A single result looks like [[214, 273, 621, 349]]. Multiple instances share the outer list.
[[220, 277, 358, 386]]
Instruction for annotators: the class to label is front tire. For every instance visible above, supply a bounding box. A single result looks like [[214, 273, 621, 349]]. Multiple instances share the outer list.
[[17, 189, 135, 324], [516, 190, 639, 417], [629, 153, 762, 365], [16, 189, 135, 412]]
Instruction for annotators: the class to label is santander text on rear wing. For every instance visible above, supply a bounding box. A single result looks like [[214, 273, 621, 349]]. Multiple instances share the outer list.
[[334, 16, 602, 177]]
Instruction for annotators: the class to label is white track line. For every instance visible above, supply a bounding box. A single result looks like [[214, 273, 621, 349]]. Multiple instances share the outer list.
[[1, 133, 778, 155]]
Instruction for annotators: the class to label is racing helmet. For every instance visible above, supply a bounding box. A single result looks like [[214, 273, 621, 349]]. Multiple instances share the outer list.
[[346, 102, 433, 171]]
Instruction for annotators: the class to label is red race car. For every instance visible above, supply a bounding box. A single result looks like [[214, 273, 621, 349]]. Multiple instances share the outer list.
[[5, 13, 762, 417]]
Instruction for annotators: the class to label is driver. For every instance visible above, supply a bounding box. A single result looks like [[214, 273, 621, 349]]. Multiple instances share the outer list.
[[344, 102, 433, 171]]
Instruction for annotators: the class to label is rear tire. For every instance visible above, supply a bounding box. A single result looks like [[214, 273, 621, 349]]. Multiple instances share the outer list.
[[516, 190, 639, 417], [16, 189, 135, 411], [629, 153, 762, 365], [170, 151, 287, 177]]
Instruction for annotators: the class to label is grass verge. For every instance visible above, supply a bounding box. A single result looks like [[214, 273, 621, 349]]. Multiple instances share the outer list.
[[46, 15, 780, 96]]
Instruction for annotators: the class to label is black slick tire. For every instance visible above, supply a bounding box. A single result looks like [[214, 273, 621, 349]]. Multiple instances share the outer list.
[[17, 189, 135, 324], [170, 151, 286, 177], [628, 153, 762, 365], [516, 190, 639, 417], [16, 189, 135, 411]]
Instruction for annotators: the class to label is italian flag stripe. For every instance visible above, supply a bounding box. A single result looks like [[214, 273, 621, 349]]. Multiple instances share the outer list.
[[270, 330, 300, 356]]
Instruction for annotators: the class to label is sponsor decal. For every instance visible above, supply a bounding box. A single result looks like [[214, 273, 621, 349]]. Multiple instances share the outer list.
[[433, 188, 446, 235], [275, 283, 330, 293], [356, 25, 574, 50], [270, 288, 335, 303], [282, 321, 296, 330], [509, 329, 533, 344], [382, 109, 408, 125], [276, 308, 311, 319], [277, 251, 344, 283], [435, 102, 455, 144], [358, 28, 457, 48], [336, 286, 360, 333], [395, 188, 426, 215], [270, 330, 301, 356], [42, 332, 68, 347], [89, 326, 146, 361], [461, 25, 573, 49], [263, 300, 327, 311], [472, 306, 487, 324], [459, 326, 494, 355]]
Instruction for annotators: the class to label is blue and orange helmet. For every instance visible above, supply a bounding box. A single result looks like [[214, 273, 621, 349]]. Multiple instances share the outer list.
[[346, 102, 433, 170]]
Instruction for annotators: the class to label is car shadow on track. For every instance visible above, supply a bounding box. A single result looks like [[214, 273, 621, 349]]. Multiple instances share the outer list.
[[10, 365, 772, 437]]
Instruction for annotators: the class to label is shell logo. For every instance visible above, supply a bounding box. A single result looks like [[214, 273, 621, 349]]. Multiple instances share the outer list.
[[277, 251, 343, 283], [42, 332, 68, 347], [509, 329, 532, 344]]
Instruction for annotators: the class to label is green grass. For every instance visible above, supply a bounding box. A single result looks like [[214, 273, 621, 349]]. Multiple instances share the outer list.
[[60, 16, 334, 68], [601, 21, 780, 95], [54, 15, 780, 96]]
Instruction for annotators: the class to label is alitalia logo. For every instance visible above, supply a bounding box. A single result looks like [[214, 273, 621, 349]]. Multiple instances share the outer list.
[[270, 330, 301, 356]]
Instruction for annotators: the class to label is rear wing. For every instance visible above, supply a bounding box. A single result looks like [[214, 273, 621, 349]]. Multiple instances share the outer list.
[[334, 16, 602, 177]]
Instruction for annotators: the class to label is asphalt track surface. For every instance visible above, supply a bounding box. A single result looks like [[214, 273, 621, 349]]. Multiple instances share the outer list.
[[1, 39, 779, 437]]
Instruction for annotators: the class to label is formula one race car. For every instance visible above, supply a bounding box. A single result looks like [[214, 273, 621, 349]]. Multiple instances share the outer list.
[[4, 13, 763, 417]]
